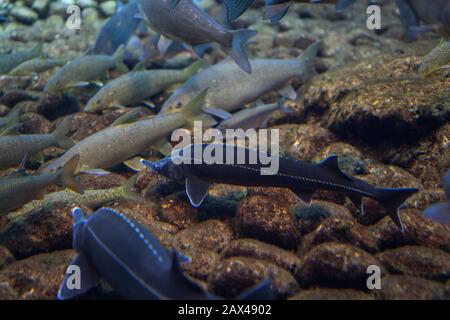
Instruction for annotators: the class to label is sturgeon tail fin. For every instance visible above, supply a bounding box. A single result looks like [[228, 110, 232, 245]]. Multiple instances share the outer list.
[[376, 187, 419, 231], [230, 29, 257, 74]]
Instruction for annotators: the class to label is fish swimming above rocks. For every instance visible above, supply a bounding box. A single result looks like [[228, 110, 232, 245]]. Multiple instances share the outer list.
[[395, 0, 450, 39], [418, 41, 450, 77], [0, 154, 83, 215], [58, 207, 275, 299], [0, 106, 21, 136], [206, 0, 358, 22], [85, 60, 202, 112], [423, 170, 450, 225], [142, 144, 419, 231], [0, 115, 74, 169], [44, 46, 128, 93], [0, 43, 44, 75], [8, 58, 65, 76], [20, 174, 140, 213], [160, 41, 320, 114], [137, 0, 257, 74], [91, 0, 142, 55], [45, 90, 214, 175]]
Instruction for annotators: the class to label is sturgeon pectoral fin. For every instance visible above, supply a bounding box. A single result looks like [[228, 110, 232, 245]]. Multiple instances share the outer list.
[[57, 253, 100, 300], [348, 195, 364, 216], [318, 154, 354, 182], [186, 175, 210, 207], [157, 35, 174, 57], [292, 189, 314, 204], [279, 84, 297, 100], [202, 107, 233, 120], [124, 157, 146, 172]]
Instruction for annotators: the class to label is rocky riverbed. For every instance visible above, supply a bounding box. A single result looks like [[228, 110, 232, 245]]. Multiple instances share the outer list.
[[0, 0, 449, 300]]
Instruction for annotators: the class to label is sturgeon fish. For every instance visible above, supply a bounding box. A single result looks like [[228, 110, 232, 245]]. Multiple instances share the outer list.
[[142, 144, 419, 231], [58, 207, 275, 299]]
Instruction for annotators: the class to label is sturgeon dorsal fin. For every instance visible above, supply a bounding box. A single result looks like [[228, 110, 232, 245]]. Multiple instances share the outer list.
[[318, 154, 354, 182], [292, 189, 314, 204]]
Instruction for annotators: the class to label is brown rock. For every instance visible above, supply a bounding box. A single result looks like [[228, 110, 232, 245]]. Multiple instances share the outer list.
[[299, 215, 379, 254], [376, 246, 450, 282], [159, 196, 198, 229], [289, 288, 374, 300], [0, 203, 87, 258], [79, 171, 126, 190], [288, 124, 337, 162], [221, 238, 301, 274], [236, 194, 300, 249], [376, 275, 447, 300], [210, 257, 299, 299], [294, 200, 353, 235], [20, 112, 52, 134], [0, 250, 76, 300], [296, 242, 382, 288], [181, 249, 219, 282], [0, 246, 15, 269], [175, 220, 233, 253], [371, 209, 450, 253]]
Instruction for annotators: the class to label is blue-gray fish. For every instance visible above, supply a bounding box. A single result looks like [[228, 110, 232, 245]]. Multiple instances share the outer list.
[[161, 41, 320, 114], [206, 0, 357, 22], [137, 0, 257, 74], [58, 207, 274, 299], [142, 144, 419, 230], [85, 60, 202, 112], [0, 116, 74, 169], [44, 47, 127, 93], [395, 0, 450, 39], [423, 170, 450, 225], [0, 43, 43, 75], [0, 154, 83, 215], [91, 0, 141, 55]]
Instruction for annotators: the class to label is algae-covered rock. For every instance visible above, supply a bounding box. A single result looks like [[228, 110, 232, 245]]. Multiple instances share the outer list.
[[376, 275, 447, 300]]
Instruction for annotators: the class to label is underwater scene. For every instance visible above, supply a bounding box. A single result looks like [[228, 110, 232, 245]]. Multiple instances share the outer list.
[[0, 0, 449, 302]]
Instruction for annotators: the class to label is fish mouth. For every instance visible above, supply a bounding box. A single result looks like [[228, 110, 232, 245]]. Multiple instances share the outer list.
[[140, 159, 159, 173]]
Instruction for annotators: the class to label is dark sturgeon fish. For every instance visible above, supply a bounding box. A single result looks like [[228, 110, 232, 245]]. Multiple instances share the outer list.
[[161, 41, 320, 114], [58, 207, 274, 300], [91, 0, 141, 55], [137, 0, 257, 74], [142, 144, 419, 231], [396, 0, 450, 38], [423, 170, 450, 225], [0, 154, 83, 215], [215, 0, 357, 22]]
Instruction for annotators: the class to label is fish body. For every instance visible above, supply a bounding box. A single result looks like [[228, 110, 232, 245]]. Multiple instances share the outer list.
[[46, 91, 209, 173], [91, 0, 141, 55], [0, 155, 83, 215], [0, 116, 73, 169], [0, 106, 21, 135], [58, 207, 274, 299], [221, 0, 357, 22], [419, 41, 450, 77], [161, 41, 320, 114], [0, 44, 43, 75], [396, 0, 450, 38], [142, 144, 419, 230], [44, 48, 126, 93], [423, 170, 450, 225], [137, 0, 257, 73], [8, 58, 65, 76], [21, 174, 140, 211], [85, 60, 202, 112]]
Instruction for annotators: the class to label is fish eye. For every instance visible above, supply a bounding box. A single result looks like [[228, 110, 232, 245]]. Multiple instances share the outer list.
[[175, 102, 182, 109]]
